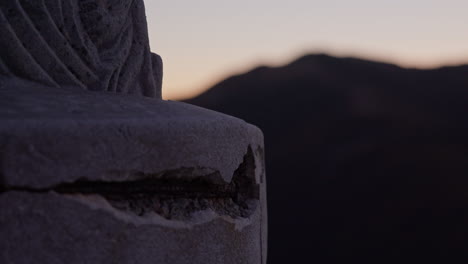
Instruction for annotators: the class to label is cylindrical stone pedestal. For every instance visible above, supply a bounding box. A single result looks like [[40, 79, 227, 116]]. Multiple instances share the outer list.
[[0, 80, 267, 263]]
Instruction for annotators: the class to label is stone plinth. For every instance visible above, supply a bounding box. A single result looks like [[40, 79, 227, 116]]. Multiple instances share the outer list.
[[0, 79, 267, 264]]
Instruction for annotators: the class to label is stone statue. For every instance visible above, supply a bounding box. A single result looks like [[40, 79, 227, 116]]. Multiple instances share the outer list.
[[0, 1, 266, 263], [0, 0, 162, 97]]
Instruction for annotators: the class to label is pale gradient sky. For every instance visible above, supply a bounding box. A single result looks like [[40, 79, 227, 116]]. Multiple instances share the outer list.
[[145, 0, 468, 100]]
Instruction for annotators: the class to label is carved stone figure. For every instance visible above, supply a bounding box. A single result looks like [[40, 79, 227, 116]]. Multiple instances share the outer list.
[[0, 0, 162, 97]]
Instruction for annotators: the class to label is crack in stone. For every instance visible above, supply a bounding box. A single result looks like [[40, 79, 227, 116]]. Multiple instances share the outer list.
[[0, 147, 260, 220]]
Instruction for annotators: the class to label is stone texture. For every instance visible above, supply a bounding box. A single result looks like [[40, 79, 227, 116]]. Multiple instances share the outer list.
[[0, 190, 265, 264], [0, 0, 162, 98], [0, 1, 267, 263], [0, 79, 267, 263], [0, 79, 263, 189], [0, 78, 267, 263]]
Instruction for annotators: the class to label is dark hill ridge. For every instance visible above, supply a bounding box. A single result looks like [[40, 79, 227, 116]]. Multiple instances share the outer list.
[[185, 54, 468, 262]]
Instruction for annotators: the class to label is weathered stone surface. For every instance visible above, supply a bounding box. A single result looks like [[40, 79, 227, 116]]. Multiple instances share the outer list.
[[0, 78, 267, 264], [0, 0, 162, 98], [0, 0, 267, 263], [0, 79, 263, 189], [0, 189, 266, 264]]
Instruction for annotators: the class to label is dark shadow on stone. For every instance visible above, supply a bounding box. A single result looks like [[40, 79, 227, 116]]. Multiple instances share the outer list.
[[0, 146, 260, 220]]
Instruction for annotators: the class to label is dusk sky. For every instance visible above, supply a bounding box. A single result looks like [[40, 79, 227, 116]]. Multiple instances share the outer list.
[[145, 1, 468, 100]]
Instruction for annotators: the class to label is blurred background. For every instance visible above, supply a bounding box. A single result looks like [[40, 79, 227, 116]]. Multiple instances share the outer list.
[[146, 1, 468, 262]]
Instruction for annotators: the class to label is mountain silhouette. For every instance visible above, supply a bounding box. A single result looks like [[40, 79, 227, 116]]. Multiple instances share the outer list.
[[185, 54, 468, 263]]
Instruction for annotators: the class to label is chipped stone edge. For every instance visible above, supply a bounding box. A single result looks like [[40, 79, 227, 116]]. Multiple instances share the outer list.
[[62, 193, 257, 231]]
